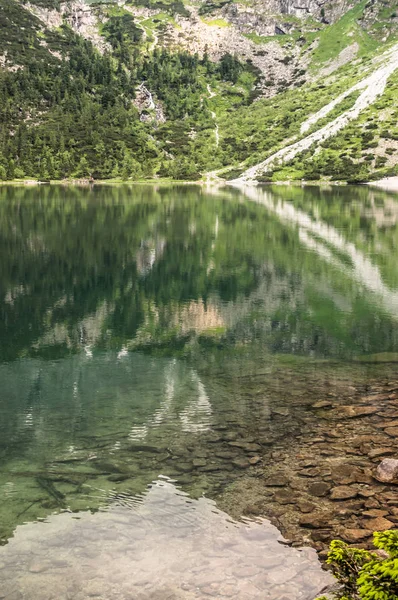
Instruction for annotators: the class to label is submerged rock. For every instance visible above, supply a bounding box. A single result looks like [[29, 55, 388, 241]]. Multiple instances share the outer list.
[[340, 406, 379, 418], [368, 448, 395, 459], [265, 474, 288, 487], [385, 427, 398, 437], [375, 458, 398, 484], [308, 482, 331, 497], [299, 515, 329, 529], [364, 517, 394, 531], [330, 486, 358, 500], [341, 528, 372, 543]]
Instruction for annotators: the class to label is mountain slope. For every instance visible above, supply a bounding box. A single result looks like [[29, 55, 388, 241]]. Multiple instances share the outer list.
[[1, 0, 398, 182]]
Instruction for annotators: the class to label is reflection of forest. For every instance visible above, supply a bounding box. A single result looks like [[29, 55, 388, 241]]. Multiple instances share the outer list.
[[1, 183, 398, 361]]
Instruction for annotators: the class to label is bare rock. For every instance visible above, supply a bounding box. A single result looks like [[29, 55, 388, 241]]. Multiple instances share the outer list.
[[375, 458, 398, 484]]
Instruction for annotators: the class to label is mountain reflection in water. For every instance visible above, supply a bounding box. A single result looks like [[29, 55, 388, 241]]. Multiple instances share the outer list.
[[1, 183, 398, 597]]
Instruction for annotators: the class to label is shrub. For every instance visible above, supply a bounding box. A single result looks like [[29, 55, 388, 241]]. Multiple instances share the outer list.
[[316, 530, 398, 600]]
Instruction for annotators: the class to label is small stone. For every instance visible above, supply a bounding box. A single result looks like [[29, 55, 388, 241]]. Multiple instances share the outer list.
[[215, 451, 236, 459], [330, 486, 358, 500], [340, 406, 378, 418], [299, 468, 321, 477], [375, 458, 398, 484], [272, 407, 290, 416], [365, 498, 380, 509], [341, 529, 372, 543], [232, 458, 250, 469], [198, 464, 223, 472], [207, 435, 222, 443], [365, 517, 394, 531], [297, 500, 316, 513], [312, 401, 333, 409], [29, 562, 49, 573], [201, 585, 220, 596], [175, 462, 193, 473], [358, 489, 375, 498], [385, 427, 398, 437], [248, 456, 261, 465], [362, 510, 389, 518], [233, 566, 260, 578], [228, 441, 261, 452], [83, 581, 107, 597], [299, 515, 328, 529], [192, 458, 207, 468], [274, 490, 294, 504], [376, 420, 398, 429], [218, 583, 237, 597], [265, 474, 288, 487], [108, 474, 129, 482], [308, 482, 331, 497]]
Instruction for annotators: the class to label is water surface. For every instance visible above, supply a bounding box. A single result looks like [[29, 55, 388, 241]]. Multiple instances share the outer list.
[[1, 183, 398, 599]]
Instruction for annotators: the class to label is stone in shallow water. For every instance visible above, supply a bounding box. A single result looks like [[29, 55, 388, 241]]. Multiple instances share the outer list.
[[299, 515, 330, 530], [265, 475, 288, 487], [232, 458, 250, 469], [312, 401, 333, 409], [368, 448, 395, 459], [384, 427, 398, 437], [299, 468, 321, 478], [297, 501, 316, 514], [192, 459, 207, 468], [28, 561, 50, 573], [341, 529, 372, 543], [375, 458, 398, 483], [308, 482, 331, 497], [340, 406, 378, 418], [274, 490, 294, 505], [362, 509, 389, 518], [365, 517, 394, 531], [330, 486, 358, 500]]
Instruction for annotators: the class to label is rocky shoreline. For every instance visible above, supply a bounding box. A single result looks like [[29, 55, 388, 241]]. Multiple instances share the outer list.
[[213, 374, 398, 557]]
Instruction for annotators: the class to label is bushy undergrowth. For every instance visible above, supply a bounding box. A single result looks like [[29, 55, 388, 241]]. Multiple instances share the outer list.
[[317, 531, 398, 600]]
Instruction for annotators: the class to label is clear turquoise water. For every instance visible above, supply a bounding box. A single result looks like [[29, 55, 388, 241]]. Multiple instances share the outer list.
[[0, 183, 398, 598]]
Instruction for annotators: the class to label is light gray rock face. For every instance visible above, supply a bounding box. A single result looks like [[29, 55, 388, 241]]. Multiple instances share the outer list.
[[375, 458, 398, 484], [223, 0, 357, 38]]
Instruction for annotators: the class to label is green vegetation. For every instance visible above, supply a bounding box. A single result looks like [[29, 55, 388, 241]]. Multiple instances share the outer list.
[[316, 531, 398, 600], [311, 0, 379, 66], [0, 1, 256, 182], [2, 0, 398, 182], [201, 17, 230, 27], [267, 66, 398, 183]]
